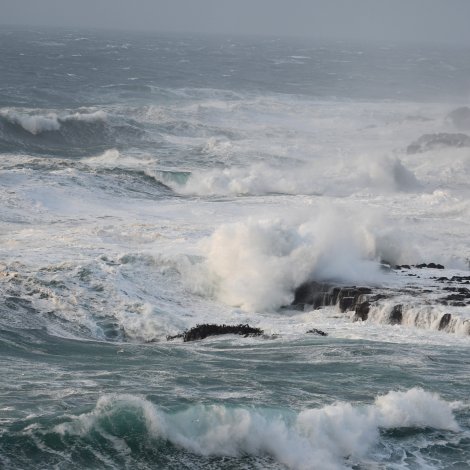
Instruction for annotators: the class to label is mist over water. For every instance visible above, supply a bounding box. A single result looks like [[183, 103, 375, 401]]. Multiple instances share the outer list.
[[0, 27, 470, 469]]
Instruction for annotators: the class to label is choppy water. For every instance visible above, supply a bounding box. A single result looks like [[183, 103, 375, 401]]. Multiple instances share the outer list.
[[0, 27, 469, 469]]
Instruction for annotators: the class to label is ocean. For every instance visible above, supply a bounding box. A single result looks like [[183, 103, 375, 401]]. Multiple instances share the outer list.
[[0, 27, 469, 469]]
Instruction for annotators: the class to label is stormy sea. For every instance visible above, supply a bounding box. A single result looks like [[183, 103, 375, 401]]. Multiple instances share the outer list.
[[0, 27, 469, 469]]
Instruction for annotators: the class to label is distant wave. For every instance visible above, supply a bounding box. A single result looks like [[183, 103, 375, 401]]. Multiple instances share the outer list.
[[170, 156, 422, 198], [82, 148, 189, 188], [0, 108, 106, 135], [0, 108, 144, 156]]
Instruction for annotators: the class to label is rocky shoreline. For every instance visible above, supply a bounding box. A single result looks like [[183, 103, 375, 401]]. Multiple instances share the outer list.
[[292, 263, 470, 333], [166, 264, 469, 342]]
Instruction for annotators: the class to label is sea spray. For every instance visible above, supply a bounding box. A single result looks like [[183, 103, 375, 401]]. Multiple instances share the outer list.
[[188, 210, 416, 311]]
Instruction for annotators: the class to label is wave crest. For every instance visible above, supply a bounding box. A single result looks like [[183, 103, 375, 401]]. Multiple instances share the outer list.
[[0, 108, 106, 135], [55, 388, 459, 470]]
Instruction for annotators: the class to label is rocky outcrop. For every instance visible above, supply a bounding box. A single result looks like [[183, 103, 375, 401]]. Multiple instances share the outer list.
[[407, 133, 470, 154], [292, 264, 470, 332], [354, 301, 370, 321], [292, 281, 339, 309], [439, 313, 452, 331], [167, 323, 264, 342], [389, 305, 403, 325], [293, 282, 371, 313], [396, 263, 445, 270]]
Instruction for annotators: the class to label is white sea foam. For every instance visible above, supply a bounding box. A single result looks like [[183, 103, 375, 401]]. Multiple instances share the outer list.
[[55, 388, 459, 470]]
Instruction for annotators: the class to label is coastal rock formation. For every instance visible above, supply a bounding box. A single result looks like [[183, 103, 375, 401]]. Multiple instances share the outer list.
[[292, 263, 470, 334], [439, 313, 452, 331]]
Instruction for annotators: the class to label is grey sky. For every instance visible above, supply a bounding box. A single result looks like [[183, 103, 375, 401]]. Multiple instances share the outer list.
[[2, 0, 470, 44]]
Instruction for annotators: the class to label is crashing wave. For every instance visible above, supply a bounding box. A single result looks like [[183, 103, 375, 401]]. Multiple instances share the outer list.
[[0, 107, 143, 156], [171, 155, 421, 197], [53, 388, 460, 470], [0, 108, 106, 135]]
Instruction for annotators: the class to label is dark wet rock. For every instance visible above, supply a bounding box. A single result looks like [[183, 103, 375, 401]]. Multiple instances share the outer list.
[[414, 263, 445, 269], [354, 301, 370, 321], [389, 305, 403, 325], [306, 328, 328, 336], [443, 287, 470, 295], [407, 133, 470, 154], [357, 287, 373, 294], [292, 281, 336, 308], [166, 333, 184, 341], [291, 271, 469, 335], [395, 264, 411, 270], [450, 276, 470, 284], [338, 287, 369, 312], [442, 294, 468, 302], [339, 296, 356, 312], [439, 314, 452, 330], [447, 107, 470, 131], [168, 324, 264, 342], [427, 263, 445, 269]]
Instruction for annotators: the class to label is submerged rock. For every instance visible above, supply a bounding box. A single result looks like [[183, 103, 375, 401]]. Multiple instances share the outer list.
[[407, 133, 470, 154], [306, 328, 328, 336]]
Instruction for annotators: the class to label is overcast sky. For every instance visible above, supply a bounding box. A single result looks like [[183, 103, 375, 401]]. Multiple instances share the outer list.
[[2, 0, 470, 44]]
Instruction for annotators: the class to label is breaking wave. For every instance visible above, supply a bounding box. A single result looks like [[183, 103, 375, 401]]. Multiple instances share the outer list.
[[186, 213, 418, 312], [52, 388, 459, 470], [171, 155, 421, 197], [0, 108, 106, 135], [0, 108, 143, 156]]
